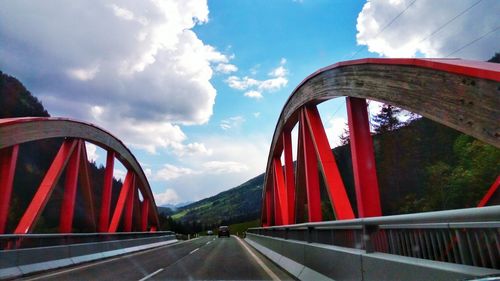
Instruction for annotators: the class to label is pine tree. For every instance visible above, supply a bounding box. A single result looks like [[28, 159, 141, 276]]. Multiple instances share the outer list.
[[372, 104, 402, 134]]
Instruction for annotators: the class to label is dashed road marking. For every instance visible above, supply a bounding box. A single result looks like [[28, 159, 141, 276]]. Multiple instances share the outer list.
[[138, 268, 163, 281], [189, 248, 200, 255]]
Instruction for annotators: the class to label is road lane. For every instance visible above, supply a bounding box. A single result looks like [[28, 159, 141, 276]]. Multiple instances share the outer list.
[[21, 236, 295, 280], [152, 235, 293, 280]]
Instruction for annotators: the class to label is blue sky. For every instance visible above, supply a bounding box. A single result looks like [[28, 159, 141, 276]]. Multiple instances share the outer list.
[[0, 0, 498, 205]]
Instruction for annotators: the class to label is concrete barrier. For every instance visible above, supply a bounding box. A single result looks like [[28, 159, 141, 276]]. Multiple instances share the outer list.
[[0, 234, 177, 280], [246, 233, 500, 281]]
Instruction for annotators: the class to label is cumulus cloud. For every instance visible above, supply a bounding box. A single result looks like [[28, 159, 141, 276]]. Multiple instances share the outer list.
[[356, 0, 499, 59], [0, 0, 234, 153], [244, 90, 263, 99], [324, 117, 348, 148], [215, 63, 238, 74], [154, 188, 181, 205], [202, 161, 249, 174], [85, 142, 99, 163], [220, 116, 245, 130], [226, 58, 288, 98], [155, 164, 196, 181]]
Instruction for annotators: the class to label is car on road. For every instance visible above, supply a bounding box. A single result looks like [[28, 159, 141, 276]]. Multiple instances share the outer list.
[[207, 230, 213, 235], [218, 226, 230, 237]]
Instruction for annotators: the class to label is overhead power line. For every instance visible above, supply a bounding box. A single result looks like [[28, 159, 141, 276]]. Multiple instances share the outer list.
[[417, 0, 483, 45], [445, 25, 500, 57], [349, 0, 418, 59]]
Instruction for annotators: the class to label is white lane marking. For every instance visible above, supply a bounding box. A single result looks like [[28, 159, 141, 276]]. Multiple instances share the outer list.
[[138, 268, 164, 281], [235, 236, 280, 281], [189, 248, 199, 254], [206, 241, 211, 245], [21, 238, 198, 281]]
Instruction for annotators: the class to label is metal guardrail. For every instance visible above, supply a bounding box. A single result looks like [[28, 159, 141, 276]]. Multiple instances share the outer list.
[[248, 206, 500, 270], [0, 231, 175, 250]]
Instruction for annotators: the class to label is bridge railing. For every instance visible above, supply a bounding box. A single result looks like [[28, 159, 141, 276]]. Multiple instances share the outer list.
[[248, 206, 500, 270], [0, 231, 175, 250]]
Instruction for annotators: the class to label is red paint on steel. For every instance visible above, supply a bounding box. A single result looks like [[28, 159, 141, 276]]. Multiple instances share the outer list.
[[99, 151, 115, 232], [79, 142, 96, 231], [300, 110, 322, 222], [108, 172, 133, 232], [141, 199, 149, 231], [15, 139, 78, 234], [304, 106, 355, 220], [123, 178, 136, 232], [273, 157, 288, 225], [0, 145, 19, 234], [347, 97, 382, 217], [59, 141, 82, 233], [283, 130, 296, 224], [478, 175, 500, 207], [295, 122, 307, 223], [271, 168, 282, 225]]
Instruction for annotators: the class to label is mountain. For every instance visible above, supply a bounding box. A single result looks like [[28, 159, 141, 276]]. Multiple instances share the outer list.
[[171, 174, 265, 226]]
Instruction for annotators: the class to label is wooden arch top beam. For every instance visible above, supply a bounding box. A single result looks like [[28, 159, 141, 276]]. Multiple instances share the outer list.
[[0, 117, 160, 228]]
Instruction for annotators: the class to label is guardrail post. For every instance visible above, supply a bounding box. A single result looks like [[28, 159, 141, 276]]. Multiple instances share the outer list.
[[363, 225, 378, 253], [307, 226, 314, 243]]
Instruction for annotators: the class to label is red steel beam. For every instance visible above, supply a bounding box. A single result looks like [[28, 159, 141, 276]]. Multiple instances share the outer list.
[[79, 142, 96, 231], [99, 151, 115, 232], [0, 145, 19, 234], [478, 175, 500, 207], [282, 130, 296, 224], [271, 168, 283, 225], [15, 139, 78, 234], [141, 199, 149, 231], [273, 157, 288, 225], [300, 109, 322, 222], [59, 141, 82, 233], [295, 122, 307, 223], [347, 97, 382, 217], [108, 171, 133, 232], [123, 180, 136, 232], [304, 106, 355, 220]]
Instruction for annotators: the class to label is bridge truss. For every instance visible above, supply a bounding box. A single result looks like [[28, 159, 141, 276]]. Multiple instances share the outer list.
[[0, 118, 160, 234], [261, 58, 500, 226]]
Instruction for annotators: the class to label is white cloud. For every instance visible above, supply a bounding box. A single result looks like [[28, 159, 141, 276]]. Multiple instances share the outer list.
[[155, 164, 196, 181], [244, 90, 263, 99], [220, 116, 245, 130], [113, 169, 126, 181], [154, 188, 180, 205], [202, 161, 249, 174], [324, 117, 348, 148], [215, 63, 238, 73], [225, 58, 288, 98], [67, 65, 100, 81], [356, 0, 500, 59], [253, 112, 261, 118], [0, 0, 236, 153], [85, 142, 99, 162]]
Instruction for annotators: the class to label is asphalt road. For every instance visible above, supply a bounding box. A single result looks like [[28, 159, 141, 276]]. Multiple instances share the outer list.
[[20, 236, 295, 280]]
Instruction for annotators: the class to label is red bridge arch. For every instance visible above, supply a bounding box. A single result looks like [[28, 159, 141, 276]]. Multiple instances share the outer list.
[[262, 58, 500, 226], [0, 117, 160, 234]]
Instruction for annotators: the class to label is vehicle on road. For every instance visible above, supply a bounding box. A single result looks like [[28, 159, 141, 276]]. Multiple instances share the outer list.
[[218, 226, 230, 237], [207, 230, 213, 235]]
